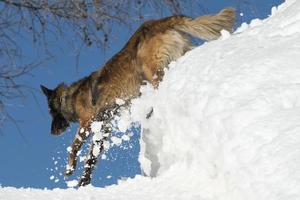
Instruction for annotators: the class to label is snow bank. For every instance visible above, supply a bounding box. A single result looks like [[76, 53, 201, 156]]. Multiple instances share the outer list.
[[1, 0, 300, 199]]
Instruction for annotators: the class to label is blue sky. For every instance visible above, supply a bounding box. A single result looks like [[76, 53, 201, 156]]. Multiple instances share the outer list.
[[0, 0, 283, 189]]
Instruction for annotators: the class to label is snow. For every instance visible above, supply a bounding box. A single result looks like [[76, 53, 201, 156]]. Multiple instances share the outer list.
[[1, 0, 300, 199], [66, 180, 78, 188], [115, 98, 126, 106], [111, 136, 122, 147], [91, 121, 103, 134], [116, 110, 132, 132], [121, 134, 130, 141], [79, 128, 84, 133], [66, 146, 72, 153]]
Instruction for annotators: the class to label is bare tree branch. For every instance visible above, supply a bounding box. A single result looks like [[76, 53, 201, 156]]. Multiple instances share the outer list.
[[0, 0, 196, 129]]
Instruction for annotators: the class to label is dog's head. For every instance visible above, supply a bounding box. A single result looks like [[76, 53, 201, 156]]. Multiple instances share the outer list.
[[41, 84, 70, 135]]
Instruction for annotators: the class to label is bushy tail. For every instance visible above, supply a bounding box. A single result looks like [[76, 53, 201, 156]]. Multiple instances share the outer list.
[[176, 8, 236, 41]]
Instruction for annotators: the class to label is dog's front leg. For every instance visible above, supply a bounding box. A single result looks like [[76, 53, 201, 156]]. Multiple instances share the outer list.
[[77, 135, 110, 187], [65, 124, 91, 176], [78, 113, 113, 186]]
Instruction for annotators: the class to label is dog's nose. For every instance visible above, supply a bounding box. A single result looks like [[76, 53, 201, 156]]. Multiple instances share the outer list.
[[51, 123, 65, 135]]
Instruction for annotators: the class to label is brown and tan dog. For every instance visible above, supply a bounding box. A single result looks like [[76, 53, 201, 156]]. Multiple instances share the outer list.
[[41, 8, 235, 186]]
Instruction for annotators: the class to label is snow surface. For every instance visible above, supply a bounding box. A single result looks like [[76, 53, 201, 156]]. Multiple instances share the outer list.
[[1, 0, 300, 199]]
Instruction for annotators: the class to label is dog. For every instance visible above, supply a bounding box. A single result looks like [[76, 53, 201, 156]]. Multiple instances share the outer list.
[[41, 8, 235, 186]]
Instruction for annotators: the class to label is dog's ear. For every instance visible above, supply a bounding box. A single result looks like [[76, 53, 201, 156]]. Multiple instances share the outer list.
[[40, 85, 53, 98]]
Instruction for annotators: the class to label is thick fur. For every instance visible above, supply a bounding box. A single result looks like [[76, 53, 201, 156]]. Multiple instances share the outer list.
[[41, 8, 235, 186]]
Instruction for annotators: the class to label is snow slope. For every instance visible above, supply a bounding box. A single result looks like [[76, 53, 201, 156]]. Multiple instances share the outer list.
[[1, 0, 300, 199]]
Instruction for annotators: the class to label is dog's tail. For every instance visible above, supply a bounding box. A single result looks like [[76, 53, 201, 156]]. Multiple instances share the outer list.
[[175, 8, 235, 41]]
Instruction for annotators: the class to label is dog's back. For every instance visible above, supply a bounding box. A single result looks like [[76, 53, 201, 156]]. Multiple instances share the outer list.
[[92, 8, 236, 110]]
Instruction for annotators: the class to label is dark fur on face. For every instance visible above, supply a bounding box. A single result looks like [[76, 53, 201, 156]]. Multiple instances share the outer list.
[[41, 84, 70, 135], [51, 113, 69, 135]]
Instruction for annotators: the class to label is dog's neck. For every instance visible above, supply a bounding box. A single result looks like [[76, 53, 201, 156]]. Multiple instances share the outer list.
[[60, 88, 78, 122]]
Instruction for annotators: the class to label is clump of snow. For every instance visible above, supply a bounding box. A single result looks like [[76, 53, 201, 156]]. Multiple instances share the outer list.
[[66, 180, 78, 188], [220, 29, 231, 40], [102, 141, 110, 150], [1, 1, 300, 199], [106, 175, 112, 179], [79, 156, 86, 162], [101, 154, 107, 160], [91, 121, 105, 156], [66, 147, 72, 153], [235, 22, 249, 33], [115, 98, 125, 106], [92, 142, 101, 157], [111, 136, 122, 147], [79, 128, 84, 133], [116, 110, 131, 132], [91, 121, 103, 134], [65, 165, 74, 172], [121, 134, 130, 141], [249, 18, 263, 27]]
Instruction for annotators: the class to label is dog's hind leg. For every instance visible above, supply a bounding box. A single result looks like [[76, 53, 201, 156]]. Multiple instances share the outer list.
[[64, 122, 92, 176]]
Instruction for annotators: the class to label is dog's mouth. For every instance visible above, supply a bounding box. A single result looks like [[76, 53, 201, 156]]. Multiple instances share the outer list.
[[51, 114, 69, 135], [51, 126, 67, 135]]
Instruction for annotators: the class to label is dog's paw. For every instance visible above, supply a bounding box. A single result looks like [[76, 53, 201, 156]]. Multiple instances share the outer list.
[[64, 167, 74, 176], [77, 176, 91, 187]]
